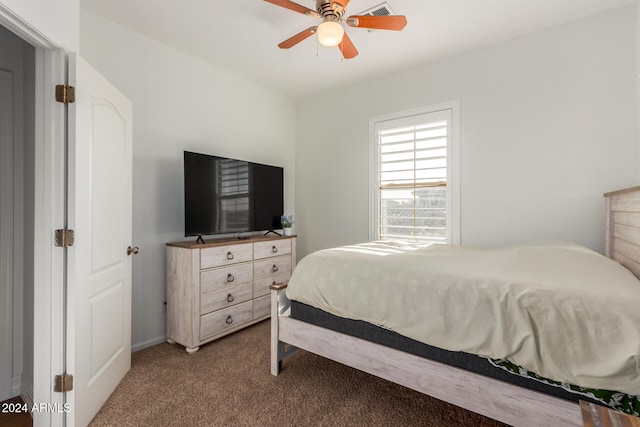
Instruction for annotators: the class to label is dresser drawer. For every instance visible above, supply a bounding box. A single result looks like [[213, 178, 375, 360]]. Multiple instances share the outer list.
[[253, 295, 271, 319], [254, 239, 292, 260], [253, 272, 291, 298], [200, 301, 253, 340], [253, 255, 292, 280], [201, 243, 252, 269], [201, 282, 253, 315], [201, 263, 253, 294]]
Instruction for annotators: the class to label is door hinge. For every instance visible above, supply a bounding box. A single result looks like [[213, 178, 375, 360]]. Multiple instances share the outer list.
[[54, 229, 75, 247], [55, 84, 75, 103], [54, 373, 73, 393]]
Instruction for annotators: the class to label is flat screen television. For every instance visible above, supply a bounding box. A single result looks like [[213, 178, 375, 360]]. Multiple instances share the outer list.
[[184, 151, 284, 239]]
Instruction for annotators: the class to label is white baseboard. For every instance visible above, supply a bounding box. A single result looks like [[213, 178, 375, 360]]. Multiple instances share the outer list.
[[131, 335, 167, 353], [20, 379, 33, 408], [12, 373, 21, 397]]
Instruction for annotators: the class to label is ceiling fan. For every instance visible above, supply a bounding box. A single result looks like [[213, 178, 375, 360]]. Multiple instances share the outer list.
[[264, 0, 407, 59]]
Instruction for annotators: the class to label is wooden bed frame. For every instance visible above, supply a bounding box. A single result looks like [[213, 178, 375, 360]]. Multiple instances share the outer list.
[[270, 186, 640, 427]]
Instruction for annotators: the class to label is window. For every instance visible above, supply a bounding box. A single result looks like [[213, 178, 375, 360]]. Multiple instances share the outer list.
[[370, 102, 460, 244]]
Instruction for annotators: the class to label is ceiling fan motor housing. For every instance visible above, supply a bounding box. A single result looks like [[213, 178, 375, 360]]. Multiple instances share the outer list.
[[317, 0, 345, 23]]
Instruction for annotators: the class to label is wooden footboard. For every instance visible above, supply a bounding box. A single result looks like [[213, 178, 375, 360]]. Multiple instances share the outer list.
[[270, 284, 582, 427]]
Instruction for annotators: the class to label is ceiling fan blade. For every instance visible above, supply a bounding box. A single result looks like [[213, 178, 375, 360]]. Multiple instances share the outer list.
[[346, 15, 407, 31], [338, 32, 358, 59], [330, 0, 350, 13], [264, 0, 320, 17], [278, 26, 318, 49]]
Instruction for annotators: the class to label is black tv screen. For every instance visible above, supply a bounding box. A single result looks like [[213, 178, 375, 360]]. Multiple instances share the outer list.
[[184, 151, 284, 237]]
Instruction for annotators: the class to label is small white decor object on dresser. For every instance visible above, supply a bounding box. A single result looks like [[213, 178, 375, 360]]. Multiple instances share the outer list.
[[166, 235, 296, 353]]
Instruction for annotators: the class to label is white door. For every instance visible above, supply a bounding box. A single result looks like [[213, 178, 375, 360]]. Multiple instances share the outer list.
[[0, 68, 14, 402], [66, 55, 133, 426]]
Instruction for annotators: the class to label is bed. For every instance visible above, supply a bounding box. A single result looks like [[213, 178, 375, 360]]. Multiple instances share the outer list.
[[270, 186, 640, 426]]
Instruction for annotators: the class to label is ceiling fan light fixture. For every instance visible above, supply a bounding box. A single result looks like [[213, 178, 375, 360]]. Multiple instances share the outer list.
[[317, 20, 344, 47]]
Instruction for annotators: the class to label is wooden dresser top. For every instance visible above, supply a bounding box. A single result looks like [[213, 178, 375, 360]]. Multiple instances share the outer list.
[[167, 234, 296, 250]]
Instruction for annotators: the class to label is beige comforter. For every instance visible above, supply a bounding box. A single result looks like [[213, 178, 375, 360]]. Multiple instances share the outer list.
[[286, 241, 640, 395]]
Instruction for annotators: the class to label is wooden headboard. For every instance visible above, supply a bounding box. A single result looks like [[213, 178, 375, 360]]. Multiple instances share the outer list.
[[604, 186, 640, 278]]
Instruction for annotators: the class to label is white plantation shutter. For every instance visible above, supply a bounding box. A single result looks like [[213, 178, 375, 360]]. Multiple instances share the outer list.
[[371, 105, 459, 244]]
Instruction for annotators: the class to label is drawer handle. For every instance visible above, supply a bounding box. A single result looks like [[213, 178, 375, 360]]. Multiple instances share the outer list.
[[227, 293, 235, 303], [272, 245, 278, 253], [226, 251, 234, 260], [227, 273, 235, 283], [272, 264, 279, 273], [226, 315, 233, 325]]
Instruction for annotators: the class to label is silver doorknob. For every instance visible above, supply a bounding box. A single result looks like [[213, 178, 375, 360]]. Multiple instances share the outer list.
[[127, 246, 139, 256]]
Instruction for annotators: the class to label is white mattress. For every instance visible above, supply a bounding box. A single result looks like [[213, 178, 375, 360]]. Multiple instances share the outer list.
[[286, 240, 640, 396]]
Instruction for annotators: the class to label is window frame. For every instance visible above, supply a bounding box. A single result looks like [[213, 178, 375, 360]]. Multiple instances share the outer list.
[[369, 101, 461, 244]]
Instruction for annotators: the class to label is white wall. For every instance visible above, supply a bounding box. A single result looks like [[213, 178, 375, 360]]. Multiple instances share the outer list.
[[0, 22, 22, 401], [637, 0, 640, 183], [0, 23, 34, 401], [80, 10, 297, 351], [0, 0, 78, 51], [295, 5, 637, 258]]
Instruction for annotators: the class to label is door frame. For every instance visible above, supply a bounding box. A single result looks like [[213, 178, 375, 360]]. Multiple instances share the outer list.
[[0, 66, 15, 402], [0, 5, 66, 427]]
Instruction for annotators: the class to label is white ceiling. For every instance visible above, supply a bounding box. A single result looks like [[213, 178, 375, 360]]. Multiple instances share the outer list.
[[80, 0, 636, 100]]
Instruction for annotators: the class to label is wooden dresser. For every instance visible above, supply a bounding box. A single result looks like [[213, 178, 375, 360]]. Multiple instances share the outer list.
[[166, 235, 296, 353]]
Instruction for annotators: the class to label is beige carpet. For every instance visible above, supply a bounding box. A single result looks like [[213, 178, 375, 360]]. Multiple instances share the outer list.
[[90, 320, 508, 427]]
